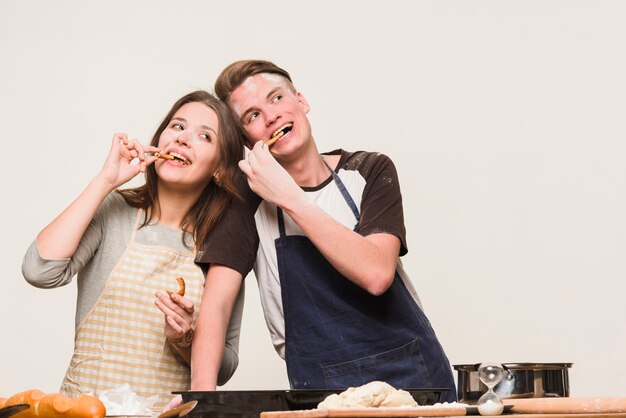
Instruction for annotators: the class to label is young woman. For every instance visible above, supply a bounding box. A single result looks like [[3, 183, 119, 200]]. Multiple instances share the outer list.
[[22, 90, 246, 411]]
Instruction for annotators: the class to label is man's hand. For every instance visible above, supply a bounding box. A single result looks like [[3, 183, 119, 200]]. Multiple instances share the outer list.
[[238, 141, 307, 209]]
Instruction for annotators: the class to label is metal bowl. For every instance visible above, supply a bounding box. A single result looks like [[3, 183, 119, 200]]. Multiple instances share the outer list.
[[453, 363, 572, 404]]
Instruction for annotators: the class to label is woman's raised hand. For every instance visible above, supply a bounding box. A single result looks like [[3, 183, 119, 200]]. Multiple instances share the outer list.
[[99, 133, 160, 189]]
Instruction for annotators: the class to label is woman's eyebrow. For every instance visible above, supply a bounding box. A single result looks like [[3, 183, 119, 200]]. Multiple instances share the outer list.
[[201, 125, 217, 136], [171, 117, 216, 135]]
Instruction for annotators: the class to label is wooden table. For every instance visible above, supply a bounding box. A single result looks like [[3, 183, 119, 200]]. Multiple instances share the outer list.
[[261, 409, 626, 418]]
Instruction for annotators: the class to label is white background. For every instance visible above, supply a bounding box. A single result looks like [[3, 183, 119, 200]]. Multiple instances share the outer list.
[[1, 0, 625, 398]]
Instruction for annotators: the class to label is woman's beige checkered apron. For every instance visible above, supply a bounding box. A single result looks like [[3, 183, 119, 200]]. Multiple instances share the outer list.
[[61, 212, 204, 411]]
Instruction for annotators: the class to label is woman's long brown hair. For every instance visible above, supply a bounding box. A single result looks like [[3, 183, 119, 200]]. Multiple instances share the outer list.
[[118, 90, 245, 248]]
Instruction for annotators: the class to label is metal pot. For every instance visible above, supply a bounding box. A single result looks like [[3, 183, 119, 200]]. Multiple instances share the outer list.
[[453, 363, 572, 404]]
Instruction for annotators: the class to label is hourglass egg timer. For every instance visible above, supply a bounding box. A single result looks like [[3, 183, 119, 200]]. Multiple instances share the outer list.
[[477, 362, 505, 416]]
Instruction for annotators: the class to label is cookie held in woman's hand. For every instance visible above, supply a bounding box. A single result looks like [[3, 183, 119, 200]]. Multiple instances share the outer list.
[[166, 277, 186, 299]]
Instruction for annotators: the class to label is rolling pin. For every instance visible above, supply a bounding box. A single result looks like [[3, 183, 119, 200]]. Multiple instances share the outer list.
[[504, 397, 626, 414]]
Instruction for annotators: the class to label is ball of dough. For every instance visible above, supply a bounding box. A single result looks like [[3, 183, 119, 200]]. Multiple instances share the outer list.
[[317, 381, 417, 409]]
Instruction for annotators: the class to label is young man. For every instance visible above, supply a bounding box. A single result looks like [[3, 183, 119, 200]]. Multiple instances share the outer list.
[[193, 60, 456, 399]]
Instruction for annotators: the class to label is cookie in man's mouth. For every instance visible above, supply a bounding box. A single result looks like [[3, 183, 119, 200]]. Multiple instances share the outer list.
[[265, 123, 293, 146]]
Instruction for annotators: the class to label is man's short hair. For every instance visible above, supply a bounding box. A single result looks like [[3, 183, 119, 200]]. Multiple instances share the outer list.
[[214, 60, 294, 103]]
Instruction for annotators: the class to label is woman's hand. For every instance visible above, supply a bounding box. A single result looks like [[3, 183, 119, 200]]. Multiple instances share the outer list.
[[99, 133, 160, 190], [155, 291, 195, 344]]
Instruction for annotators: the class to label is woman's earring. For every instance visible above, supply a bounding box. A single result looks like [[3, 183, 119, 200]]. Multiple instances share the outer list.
[[213, 171, 221, 186]]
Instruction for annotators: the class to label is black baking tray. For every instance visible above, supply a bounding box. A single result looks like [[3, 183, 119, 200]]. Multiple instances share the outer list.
[[174, 388, 451, 418]]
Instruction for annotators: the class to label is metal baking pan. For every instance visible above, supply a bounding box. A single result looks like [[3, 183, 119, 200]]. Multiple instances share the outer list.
[[174, 388, 450, 418], [453, 362, 572, 404]]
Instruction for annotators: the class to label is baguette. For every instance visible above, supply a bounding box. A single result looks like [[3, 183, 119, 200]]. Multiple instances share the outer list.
[[3, 390, 105, 418]]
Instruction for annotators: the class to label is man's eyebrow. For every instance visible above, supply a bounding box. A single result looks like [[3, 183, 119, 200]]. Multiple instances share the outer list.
[[239, 105, 257, 122], [266, 87, 282, 101], [239, 87, 284, 122]]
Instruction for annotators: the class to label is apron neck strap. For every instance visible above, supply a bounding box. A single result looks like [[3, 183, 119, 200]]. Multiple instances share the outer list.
[[276, 156, 361, 237], [321, 156, 360, 225], [129, 209, 144, 242]]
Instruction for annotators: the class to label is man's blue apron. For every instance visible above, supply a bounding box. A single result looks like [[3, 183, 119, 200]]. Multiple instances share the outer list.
[[275, 158, 456, 401]]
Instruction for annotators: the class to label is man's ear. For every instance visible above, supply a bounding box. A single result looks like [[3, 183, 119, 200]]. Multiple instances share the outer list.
[[296, 91, 311, 114]]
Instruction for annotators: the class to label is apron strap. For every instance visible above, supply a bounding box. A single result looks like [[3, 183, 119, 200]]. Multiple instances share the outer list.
[[277, 205, 287, 237], [129, 209, 144, 241], [321, 157, 361, 227], [277, 156, 361, 237]]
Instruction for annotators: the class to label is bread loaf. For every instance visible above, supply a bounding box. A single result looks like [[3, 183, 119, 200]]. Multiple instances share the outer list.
[[3, 390, 44, 418], [3, 390, 105, 418]]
